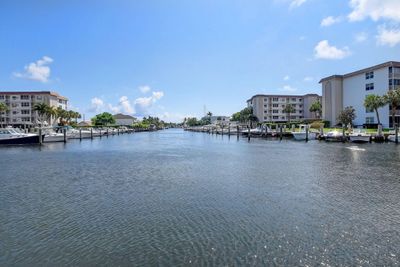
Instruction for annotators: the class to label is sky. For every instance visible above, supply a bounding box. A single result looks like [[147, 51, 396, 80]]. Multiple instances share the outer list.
[[1, 0, 400, 122]]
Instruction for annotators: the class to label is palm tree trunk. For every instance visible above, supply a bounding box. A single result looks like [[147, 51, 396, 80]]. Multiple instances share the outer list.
[[375, 108, 380, 125], [392, 107, 396, 128]]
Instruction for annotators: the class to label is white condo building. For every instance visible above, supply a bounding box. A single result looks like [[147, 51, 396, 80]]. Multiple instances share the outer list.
[[247, 94, 321, 122], [0, 91, 68, 127], [320, 61, 400, 128]]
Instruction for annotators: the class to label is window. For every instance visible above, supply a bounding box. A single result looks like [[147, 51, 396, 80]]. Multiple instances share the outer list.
[[273, 116, 279, 119], [36, 96, 42, 100], [21, 102, 30, 107], [366, 117, 374, 124], [272, 97, 279, 101], [366, 83, 374, 91], [12, 111, 18, 115], [281, 116, 285, 119], [291, 98, 296, 101], [20, 95, 30, 100], [299, 105, 303, 108], [272, 110, 279, 113], [299, 98, 302, 102], [299, 110, 303, 113], [264, 104, 267, 107], [21, 117, 30, 122], [272, 104, 279, 107], [365, 71, 374, 79], [12, 96, 17, 100], [264, 116, 267, 120], [21, 110, 30, 115], [389, 79, 400, 87], [389, 67, 400, 74], [366, 107, 373, 113], [0, 95, 4, 99]]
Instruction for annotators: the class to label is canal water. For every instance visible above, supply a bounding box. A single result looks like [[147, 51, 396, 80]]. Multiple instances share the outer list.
[[1, 129, 400, 266]]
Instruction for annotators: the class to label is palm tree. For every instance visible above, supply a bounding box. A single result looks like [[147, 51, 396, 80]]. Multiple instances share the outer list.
[[363, 94, 385, 125], [309, 100, 322, 119], [207, 111, 212, 117], [33, 103, 50, 125], [384, 87, 400, 128], [283, 104, 296, 123], [0, 102, 8, 128]]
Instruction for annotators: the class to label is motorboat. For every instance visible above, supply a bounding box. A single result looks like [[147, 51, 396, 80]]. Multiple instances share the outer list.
[[387, 130, 400, 142], [349, 128, 371, 143], [0, 127, 42, 145], [324, 130, 345, 142], [291, 124, 316, 141]]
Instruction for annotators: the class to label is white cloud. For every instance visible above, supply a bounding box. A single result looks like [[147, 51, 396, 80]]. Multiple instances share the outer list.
[[281, 85, 297, 92], [376, 25, 400, 47], [348, 0, 400, 22], [157, 112, 190, 123], [119, 96, 135, 114], [355, 32, 368, 42], [108, 104, 120, 114], [152, 91, 164, 100], [13, 56, 53, 83], [314, 40, 351, 60], [89, 97, 105, 112], [139, 85, 151, 93], [283, 75, 290, 81], [289, 0, 306, 9], [321, 16, 342, 27], [134, 91, 164, 115], [304, 76, 314, 82]]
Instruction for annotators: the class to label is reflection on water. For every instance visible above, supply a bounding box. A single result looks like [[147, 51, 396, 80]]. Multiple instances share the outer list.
[[1, 129, 400, 266]]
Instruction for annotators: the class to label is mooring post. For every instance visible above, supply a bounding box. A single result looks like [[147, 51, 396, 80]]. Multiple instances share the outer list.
[[90, 128, 93, 139], [38, 127, 42, 145], [396, 124, 399, 144], [342, 126, 346, 143], [247, 125, 250, 141], [280, 125, 283, 141], [63, 128, 67, 143], [305, 125, 309, 142], [107, 128, 109, 137], [79, 129, 82, 140], [319, 125, 323, 137]]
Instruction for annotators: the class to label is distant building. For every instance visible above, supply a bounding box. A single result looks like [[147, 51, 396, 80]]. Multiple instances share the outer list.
[[113, 113, 136, 126], [210, 116, 231, 125], [247, 94, 321, 123], [320, 61, 400, 127], [77, 121, 92, 127], [0, 91, 68, 127]]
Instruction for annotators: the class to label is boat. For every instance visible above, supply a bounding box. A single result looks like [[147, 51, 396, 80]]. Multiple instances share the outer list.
[[388, 133, 400, 142], [324, 130, 345, 142], [291, 124, 316, 141], [349, 128, 371, 143], [0, 127, 42, 145]]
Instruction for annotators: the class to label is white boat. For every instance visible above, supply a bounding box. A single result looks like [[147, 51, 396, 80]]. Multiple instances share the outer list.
[[43, 132, 66, 142], [291, 124, 316, 141], [0, 127, 42, 145], [67, 128, 93, 139], [324, 130, 345, 142], [387, 134, 400, 142], [349, 129, 371, 143]]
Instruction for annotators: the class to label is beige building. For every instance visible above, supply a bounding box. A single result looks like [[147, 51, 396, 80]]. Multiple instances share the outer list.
[[113, 113, 136, 126], [320, 61, 400, 127], [247, 94, 321, 122], [0, 91, 68, 127]]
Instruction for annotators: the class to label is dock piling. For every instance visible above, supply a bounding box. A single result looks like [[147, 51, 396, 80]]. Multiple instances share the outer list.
[[38, 127, 42, 145], [305, 125, 309, 142], [63, 128, 67, 143], [90, 128, 93, 139], [396, 125, 399, 144]]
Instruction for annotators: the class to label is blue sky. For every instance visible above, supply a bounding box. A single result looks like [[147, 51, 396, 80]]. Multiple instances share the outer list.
[[1, 0, 399, 122]]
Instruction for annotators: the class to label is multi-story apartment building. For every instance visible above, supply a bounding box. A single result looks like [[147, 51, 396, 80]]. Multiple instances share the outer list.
[[320, 61, 400, 128], [247, 93, 321, 123], [0, 91, 68, 127]]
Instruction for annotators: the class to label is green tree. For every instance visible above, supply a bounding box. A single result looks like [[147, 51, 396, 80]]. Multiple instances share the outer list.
[[231, 111, 241, 122], [337, 106, 356, 127], [383, 87, 400, 128], [185, 117, 199, 127], [363, 94, 385, 125], [207, 111, 212, 117], [91, 112, 116, 126], [0, 102, 8, 127], [283, 104, 296, 123], [309, 100, 322, 119], [34, 103, 51, 125]]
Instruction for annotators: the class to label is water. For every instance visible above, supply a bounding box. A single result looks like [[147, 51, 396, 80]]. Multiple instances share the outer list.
[[1, 129, 400, 266]]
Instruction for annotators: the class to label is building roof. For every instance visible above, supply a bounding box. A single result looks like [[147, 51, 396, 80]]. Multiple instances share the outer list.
[[247, 93, 321, 102], [0, 90, 68, 100], [319, 61, 400, 83], [113, 113, 136, 120]]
